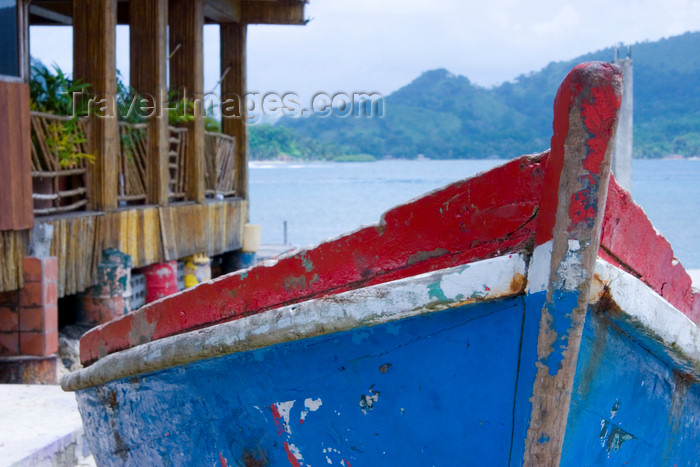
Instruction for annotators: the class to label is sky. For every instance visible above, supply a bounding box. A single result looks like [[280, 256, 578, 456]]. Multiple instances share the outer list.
[[30, 0, 700, 102]]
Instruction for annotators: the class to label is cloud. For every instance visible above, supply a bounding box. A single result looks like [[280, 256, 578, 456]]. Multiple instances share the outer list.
[[28, 0, 699, 101]]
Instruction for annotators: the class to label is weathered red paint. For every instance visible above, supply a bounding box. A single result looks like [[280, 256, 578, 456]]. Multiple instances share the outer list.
[[218, 451, 228, 467], [601, 178, 699, 323], [80, 155, 546, 364], [283, 442, 301, 467], [270, 403, 285, 436], [536, 62, 622, 246]]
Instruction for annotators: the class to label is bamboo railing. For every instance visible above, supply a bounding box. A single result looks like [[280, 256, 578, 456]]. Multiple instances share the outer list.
[[168, 126, 188, 201], [118, 122, 148, 204], [204, 132, 237, 198], [30, 112, 237, 214], [29, 112, 90, 216]]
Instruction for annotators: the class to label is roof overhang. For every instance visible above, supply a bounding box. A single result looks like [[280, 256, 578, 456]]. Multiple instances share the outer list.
[[28, 0, 308, 26]]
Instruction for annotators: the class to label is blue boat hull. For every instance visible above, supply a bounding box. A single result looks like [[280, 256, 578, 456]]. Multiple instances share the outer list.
[[78, 297, 526, 466], [75, 290, 700, 466]]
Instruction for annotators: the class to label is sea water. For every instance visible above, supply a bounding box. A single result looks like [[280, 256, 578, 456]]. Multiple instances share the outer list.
[[250, 159, 700, 269]]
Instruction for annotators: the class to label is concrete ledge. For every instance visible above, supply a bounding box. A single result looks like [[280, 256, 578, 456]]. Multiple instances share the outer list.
[[0, 384, 92, 467]]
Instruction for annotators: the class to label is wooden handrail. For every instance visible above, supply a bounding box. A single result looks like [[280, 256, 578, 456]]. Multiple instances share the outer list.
[[30, 111, 242, 214]]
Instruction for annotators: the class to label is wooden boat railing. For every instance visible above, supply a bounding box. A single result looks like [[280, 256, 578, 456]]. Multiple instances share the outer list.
[[30, 111, 90, 216], [204, 131, 237, 198]]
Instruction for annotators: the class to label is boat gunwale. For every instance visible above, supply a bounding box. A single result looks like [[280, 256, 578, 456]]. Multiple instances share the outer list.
[[591, 259, 700, 379], [62, 253, 529, 391], [62, 253, 700, 392]]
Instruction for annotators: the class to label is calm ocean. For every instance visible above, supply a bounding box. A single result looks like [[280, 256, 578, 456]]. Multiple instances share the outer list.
[[250, 159, 700, 269]]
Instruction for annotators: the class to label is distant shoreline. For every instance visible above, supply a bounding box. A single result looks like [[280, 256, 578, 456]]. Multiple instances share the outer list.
[[249, 155, 700, 165]]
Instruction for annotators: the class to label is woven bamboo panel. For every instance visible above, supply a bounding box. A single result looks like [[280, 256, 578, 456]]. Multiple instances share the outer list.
[[168, 126, 188, 201], [118, 123, 149, 204], [204, 132, 237, 197], [0, 230, 29, 293]]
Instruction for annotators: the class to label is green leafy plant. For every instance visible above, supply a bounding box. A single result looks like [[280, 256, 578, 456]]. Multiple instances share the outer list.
[[30, 62, 94, 167], [30, 62, 88, 116], [167, 92, 221, 131], [45, 120, 95, 167]]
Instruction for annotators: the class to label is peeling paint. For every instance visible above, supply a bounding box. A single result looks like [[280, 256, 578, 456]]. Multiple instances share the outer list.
[[599, 419, 635, 454], [271, 401, 295, 435], [300, 252, 314, 272], [427, 281, 448, 302], [300, 398, 322, 424], [284, 275, 307, 292], [360, 386, 380, 414], [407, 248, 450, 266], [283, 442, 303, 467]]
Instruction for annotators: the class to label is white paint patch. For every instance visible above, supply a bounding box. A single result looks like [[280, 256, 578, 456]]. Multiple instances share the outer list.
[[440, 254, 527, 300], [300, 397, 322, 423], [556, 239, 586, 291], [305, 397, 322, 411], [360, 388, 380, 415], [528, 239, 586, 293], [591, 260, 700, 376], [527, 241, 553, 294], [275, 400, 295, 434]]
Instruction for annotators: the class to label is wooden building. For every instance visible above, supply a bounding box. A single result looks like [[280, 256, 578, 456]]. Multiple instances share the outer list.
[[0, 0, 307, 382]]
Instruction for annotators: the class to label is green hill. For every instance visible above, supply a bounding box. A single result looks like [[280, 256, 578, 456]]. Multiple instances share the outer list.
[[279, 31, 700, 159]]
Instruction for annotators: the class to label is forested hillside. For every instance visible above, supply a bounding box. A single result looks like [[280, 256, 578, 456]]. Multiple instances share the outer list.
[[277, 31, 700, 159]]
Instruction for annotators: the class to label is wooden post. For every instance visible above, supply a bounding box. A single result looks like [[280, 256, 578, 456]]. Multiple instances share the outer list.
[[130, 0, 169, 206], [169, 0, 205, 203], [18, 0, 30, 82], [73, 0, 119, 212], [220, 23, 248, 201], [0, 81, 33, 231]]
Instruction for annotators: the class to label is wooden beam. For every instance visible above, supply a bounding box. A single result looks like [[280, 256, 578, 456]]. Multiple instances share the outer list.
[[28, 4, 72, 25], [204, 0, 240, 23], [220, 23, 248, 202], [130, 0, 169, 206], [73, 0, 119, 212], [241, 0, 306, 25], [169, 0, 205, 203], [27, 1, 73, 25]]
